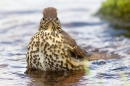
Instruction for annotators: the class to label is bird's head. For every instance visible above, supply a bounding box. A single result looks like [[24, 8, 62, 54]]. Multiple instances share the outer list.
[[39, 7, 61, 31]]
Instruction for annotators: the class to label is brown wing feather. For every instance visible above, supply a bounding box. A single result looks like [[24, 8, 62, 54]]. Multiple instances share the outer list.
[[60, 30, 89, 60]]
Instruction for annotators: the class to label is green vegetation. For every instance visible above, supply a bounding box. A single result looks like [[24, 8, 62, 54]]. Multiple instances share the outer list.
[[97, 0, 130, 31]]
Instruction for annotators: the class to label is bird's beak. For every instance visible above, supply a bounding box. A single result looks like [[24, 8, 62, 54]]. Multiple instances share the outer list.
[[49, 18, 52, 21], [47, 22, 53, 31]]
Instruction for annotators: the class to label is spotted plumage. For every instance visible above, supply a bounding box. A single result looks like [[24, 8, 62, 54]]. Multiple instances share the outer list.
[[26, 7, 90, 71]]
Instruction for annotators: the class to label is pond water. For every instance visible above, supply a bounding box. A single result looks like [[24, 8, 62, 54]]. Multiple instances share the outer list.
[[0, 0, 130, 86]]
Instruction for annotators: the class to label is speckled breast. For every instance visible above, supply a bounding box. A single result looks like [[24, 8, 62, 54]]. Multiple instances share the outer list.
[[27, 30, 68, 71], [41, 31, 67, 71]]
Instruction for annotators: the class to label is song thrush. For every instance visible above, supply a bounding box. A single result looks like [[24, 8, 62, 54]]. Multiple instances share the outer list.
[[26, 7, 90, 71]]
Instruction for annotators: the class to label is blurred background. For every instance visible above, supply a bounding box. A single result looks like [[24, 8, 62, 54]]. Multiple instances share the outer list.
[[0, 0, 130, 86]]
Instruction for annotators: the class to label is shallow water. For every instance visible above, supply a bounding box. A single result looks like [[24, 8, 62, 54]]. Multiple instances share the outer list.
[[0, 0, 130, 86]]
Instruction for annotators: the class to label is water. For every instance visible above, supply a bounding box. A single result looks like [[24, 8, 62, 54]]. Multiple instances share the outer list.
[[0, 0, 130, 86]]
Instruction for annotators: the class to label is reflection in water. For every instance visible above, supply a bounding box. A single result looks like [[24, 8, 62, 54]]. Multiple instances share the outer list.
[[25, 69, 87, 86]]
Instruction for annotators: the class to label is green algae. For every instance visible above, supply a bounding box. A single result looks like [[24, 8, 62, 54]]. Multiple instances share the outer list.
[[97, 0, 130, 29]]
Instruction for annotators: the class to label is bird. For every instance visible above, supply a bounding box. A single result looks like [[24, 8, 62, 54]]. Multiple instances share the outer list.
[[26, 7, 90, 71]]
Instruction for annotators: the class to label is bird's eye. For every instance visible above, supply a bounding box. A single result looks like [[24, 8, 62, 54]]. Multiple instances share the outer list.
[[43, 18, 45, 20], [56, 17, 59, 23], [56, 18, 58, 20]]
